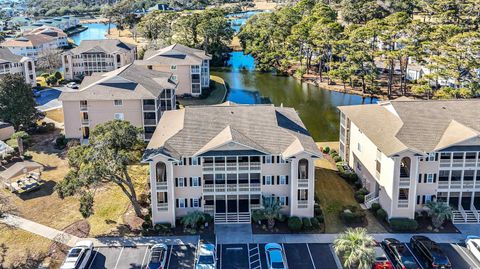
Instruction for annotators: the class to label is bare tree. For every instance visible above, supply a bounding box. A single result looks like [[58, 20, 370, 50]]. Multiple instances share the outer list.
[[0, 191, 16, 218], [36, 48, 62, 73]]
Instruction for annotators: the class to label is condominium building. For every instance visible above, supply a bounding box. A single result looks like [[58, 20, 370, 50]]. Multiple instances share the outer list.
[[338, 98, 480, 223], [1, 26, 68, 59], [62, 39, 136, 80], [0, 47, 36, 85], [136, 44, 210, 97], [142, 102, 321, 226], [59, 63, 176, 141]]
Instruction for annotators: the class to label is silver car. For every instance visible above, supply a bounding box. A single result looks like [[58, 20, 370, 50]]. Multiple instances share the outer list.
[[60, 240, 94, 269]]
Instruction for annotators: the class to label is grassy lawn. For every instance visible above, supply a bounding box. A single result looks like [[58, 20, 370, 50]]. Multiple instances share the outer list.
[[315, 142, 386, 233], [177, 76, 227, 106], [45, 108, 64, 123], [0, 228, 52, 268]]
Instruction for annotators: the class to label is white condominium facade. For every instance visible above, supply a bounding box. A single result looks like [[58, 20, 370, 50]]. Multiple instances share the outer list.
[[0, 47, 36, 85], [338, 98, 480, 224], [59, 63, 176, 142], [137, 43, 210, 97], [62, 39, 136, 80], [142, 103, 321, 226]]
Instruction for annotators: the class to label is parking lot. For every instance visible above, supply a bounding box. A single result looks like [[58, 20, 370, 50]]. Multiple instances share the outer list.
[[86, 242, 480, 269]]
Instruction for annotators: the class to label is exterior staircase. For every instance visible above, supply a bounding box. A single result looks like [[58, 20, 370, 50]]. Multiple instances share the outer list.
[[214, 212, 251, 224], [452, 205, 480, 224], [363, 192, 380, 209]]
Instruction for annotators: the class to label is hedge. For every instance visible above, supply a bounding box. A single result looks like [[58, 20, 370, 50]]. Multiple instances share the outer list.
[[302, 217, 312, 230], [288, 216, 303, 232], [311, 217, 320, 229], [370, 203, 381, 212], [376, 209, 387, 221], [389, 218, 418, 231]]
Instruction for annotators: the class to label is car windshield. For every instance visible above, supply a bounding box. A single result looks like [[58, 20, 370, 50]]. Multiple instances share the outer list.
[[271, 261, 284, 268], [198, 255, 214, 264], [67, 248, 82, 258]]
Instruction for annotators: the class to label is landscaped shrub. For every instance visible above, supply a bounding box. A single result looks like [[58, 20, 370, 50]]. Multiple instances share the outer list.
[[314, 205, 323, 217], [323, 146, 330, 154], [316, 215, 324, 223], [22, 152, 33, 160], [55, 134, 68, 149], [311, 217, 320, 229], [41, 73, 50, 78], [277, 214, 287, 222], [389, 218, 418, 232], [354, 180, 363, 190], [7, 131, 32, 149], [252, 209, 265, 223], [370, 203, 381, 213], [35, 122, 55, 134], [355, 188, 369, 203], [340, 206, 366, 224], [288, 216, 303, 232], [330, 151, 338, 158], [333, 156, 342, 163], [154, 223, 172, 234], [376, 209, 387, 221], [302, 217, 312, 230], [54, 71, 62, 80]]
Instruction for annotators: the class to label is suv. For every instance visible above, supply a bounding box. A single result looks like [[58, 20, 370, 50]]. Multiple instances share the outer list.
[[381, 238, 420, 269], [195, 243, 216, 269], [60, 240, 94, 269], [410, 235, 451, 268]]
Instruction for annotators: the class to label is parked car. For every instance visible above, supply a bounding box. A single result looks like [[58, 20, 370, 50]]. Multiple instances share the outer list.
[[410, 235, 451, 268], [373, 242, 393, 269], [60, 240, 94, 269], [466, 235, 480, 263], [66, 82, 79, 89], [381, 238, 421, 269], [146, 243, 168, 269], [265, 243, 287, 269], [195, 243, 216, 269]]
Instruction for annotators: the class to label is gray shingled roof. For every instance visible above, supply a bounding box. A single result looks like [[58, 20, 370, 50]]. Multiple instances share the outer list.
[[339, 99, 480, 156], [143, 103, 321, 160], [59, 63, 176, 101], [66, 39, 135, 55], [139, 43, 211, 66], [0, 48, 23, 63]]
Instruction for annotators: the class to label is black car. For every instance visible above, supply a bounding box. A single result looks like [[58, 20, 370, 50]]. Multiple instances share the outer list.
[[410, 235, 451, 269], [381, 238, 421, 269]]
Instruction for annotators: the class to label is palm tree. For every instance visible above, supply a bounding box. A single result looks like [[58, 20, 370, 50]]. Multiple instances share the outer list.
[[180, 211, 208, 229], [262, 196, 282, 230], [425, 201, 452, 228], [333, 228, 375, 269]]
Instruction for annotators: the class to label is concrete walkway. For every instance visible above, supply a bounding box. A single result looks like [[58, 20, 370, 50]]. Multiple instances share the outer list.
[[0, 213, 472, 248], [0, 214, 80, 247]]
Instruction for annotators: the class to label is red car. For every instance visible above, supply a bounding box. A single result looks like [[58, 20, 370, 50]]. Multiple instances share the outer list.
[[373, 243, 393, 269]]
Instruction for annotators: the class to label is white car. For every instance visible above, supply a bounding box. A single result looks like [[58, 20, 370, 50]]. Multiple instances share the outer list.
[[466, 235, 480, 262], [195, 243, 217, 269], [146, 243, 168, 269], [60, 240, 94, 269], [66, 82, 79, 89], [265, 243, 287, 269]]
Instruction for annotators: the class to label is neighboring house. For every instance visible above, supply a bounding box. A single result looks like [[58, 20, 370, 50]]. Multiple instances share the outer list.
[[59, 63, 177, 142], [1, 26, 68, 59], [62, 39, 136, 80], [142, 102, 321, 226], [136, 44, 210, 97], [338, 98, 480, 224], [0, 47, 36, 85]]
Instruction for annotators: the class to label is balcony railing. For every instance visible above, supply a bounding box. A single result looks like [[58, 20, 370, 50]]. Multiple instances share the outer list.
[[144, 133, 153, 140], [80, 104, 88, 111], [450, 181, 461, 189], [399, 177, 410, 187], [81, 119, 89, 125], [203, 162, 261, 172], [463, 180, 474, 189], [143, 105, 156, 111], [144, 118, 156, 125], [203, 183, 261, 193], [438, 181, 449, 189], [298, 179, 309, 188], [397, 200, 409, 208], [157, 203, 168, 211], [156, 181, 167, 191], [297, 200, 308, 208]]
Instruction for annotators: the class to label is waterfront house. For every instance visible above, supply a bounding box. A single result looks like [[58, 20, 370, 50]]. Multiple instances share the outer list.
[[62, 39, 136, 80], [338, 98, 480, 224], [1, 26, 68, 59], [59, 63, 176, 142], [142, 102, 321, 226], [136, 44, 211, 97], [0, 47, 36, 86]]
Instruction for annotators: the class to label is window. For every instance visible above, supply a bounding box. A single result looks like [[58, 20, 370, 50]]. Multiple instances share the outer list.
[[298, 190, 308, 201], [192, 177, 200, 187], [114, 99, 123, 106], [264, 175, 273, 185], [376, 160, 381, 173], [357, 142, 362, 152], [424, 195, 433, 203], [155, 162, 166, 183], [298, 159, 308, 179], [279, 196, 288, 206], [279, 175, 287, 185], [157, 192, 167, 203], [356, 162, 362, 171], [426, 173, 434, 183], [398, 188, 409, 200], [170, 65, 177, 70], [114, 113, 124, 120], [427, 153, 436, 161], [177, 198, 186, 208], [192, 198, 200, 208], [192, 157, 200, 166], [279, 157, 287, 164], [264, 156, 272, 164], [177, 177, 186, 187]]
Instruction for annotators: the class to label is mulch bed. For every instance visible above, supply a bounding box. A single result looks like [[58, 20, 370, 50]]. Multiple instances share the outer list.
[[252, 220, 325, 234]]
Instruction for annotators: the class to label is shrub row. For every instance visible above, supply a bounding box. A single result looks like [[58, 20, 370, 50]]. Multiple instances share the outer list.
[[287, 216, 323, 232], [389, 218, 418, 231]]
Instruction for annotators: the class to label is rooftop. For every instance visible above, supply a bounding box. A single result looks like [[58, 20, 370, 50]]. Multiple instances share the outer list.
[[65, 39, 136, 55], [138, 43, 211, 66], [339, 98, 480, 156], [143, 102, 321, 161]]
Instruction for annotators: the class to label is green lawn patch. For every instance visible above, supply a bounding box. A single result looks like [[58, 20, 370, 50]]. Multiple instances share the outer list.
[[177, 76, 228, 106]]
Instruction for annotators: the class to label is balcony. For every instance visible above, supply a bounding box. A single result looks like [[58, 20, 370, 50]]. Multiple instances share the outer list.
[[297, 200, 308, 208], [463, 180, 474, 189], [157, 203, 168, 211], [450, 181, 461, 189], [80, 104, 88, 111], [143, 104, 156, 111], [156, 181, 167, 191], [298, 179, 309, 188], [81, 119, 89, 125], [203, 162, 261, 172], [438, 181, 449, 189], [144, 118, 156, 125], [397, 200, 409, 208], [399, 177, 410, 187], [203, 183, 261, 193]]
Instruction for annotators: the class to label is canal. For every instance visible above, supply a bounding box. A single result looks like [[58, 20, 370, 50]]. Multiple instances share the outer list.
[[70, 23, 113, 45]]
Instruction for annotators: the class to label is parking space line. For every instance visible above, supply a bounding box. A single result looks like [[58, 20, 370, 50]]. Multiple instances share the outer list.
[[404, 244, 424, 269], [453, 243, 480, 268], [113, 247, 124, 269], [219, 244, 222, 269], [88, 248, 99, 269], [140, 245, 150, 269], [306, 244, 317, 269], [282, 243, 289, 269], [166, 245, 173, 269]]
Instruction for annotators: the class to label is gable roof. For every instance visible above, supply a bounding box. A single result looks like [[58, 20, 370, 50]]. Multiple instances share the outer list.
[[138, 43, 211, 66], [59, 63, 176, 101], [66, 39, 136, 55], [0, 47, 24, 63], [339, 99, 480, 156], [143, 103, 321, 161]]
